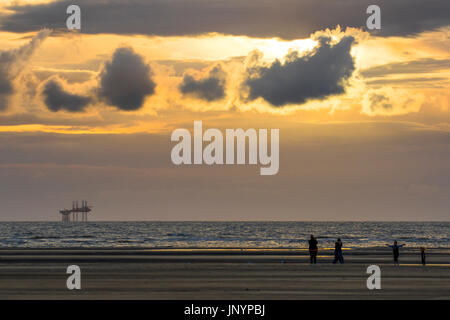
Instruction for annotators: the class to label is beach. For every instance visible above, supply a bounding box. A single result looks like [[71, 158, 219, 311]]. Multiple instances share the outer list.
[[1, 248, 449, 299]]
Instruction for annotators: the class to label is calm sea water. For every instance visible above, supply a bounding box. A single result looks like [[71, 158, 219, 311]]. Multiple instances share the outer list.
[[0, 221, 448, 249]]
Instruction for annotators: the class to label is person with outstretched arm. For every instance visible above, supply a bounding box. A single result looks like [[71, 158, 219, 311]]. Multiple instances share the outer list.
[[386, 241, 405, 265], [308, 235, 318, 264]]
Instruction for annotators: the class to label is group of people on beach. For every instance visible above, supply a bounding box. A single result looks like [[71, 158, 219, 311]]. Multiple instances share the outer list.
[[308, 235, 427, 265]]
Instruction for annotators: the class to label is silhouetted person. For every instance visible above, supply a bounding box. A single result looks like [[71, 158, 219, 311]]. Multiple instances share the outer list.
[[420, 247, 426, 266], [308, 235, 318, 264], [386, 241, 405, 265], [333, 238, 344, 264]]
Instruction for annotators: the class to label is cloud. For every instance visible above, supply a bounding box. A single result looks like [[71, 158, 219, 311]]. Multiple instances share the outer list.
[[0, 29, 51, 110], [1, 0, 448, 39], [362, 87, 425, 116], [42, 79, 91, 112], [98, 47, 156, 111], [366, 77, 449, 88], [179, 65, 226, 101], [0, 74, 14, 111], [369, 93, 393, 111], [243, 36, 356, 107], [34, 68, 95, 84], [361, 58, 450, 78]]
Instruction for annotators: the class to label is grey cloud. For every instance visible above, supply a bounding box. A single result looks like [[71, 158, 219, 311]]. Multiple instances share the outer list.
[[1, 0, 449, 39], [42, 79, 91, 112], [243, 36, 356, 107], [0, 30, 50, 110], [179, 65, 226, 101], [98, 47, 156, 111]]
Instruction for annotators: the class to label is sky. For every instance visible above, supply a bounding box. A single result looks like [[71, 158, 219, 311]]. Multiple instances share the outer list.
[[0, 0, 449, 221]]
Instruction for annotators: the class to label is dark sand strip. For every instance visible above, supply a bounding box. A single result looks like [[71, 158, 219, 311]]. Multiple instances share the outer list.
[[0, 248, 449, 299]]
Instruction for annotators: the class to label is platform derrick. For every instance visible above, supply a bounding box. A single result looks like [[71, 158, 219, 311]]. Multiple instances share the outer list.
[[59, 200, 92, 222]]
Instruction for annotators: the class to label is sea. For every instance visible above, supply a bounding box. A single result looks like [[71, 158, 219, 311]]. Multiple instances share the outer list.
[[0, 221, 448, 249]]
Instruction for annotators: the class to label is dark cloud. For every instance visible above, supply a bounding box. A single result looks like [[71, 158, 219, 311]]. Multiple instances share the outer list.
[[243, 36, 356, 107], [0, 30, 50, 110], [179, 65, 226, 101], [42, 79, 91, 112], [1, 0, 448, 39], [98, 47, 156, 111]]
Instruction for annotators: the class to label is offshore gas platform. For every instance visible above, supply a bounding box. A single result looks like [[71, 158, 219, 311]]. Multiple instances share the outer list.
[[59, 200, 92, 222]]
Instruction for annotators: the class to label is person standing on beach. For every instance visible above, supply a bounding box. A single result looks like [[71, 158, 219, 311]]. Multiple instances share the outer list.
[[420, 247, 426, 266], [333, 238, 344, 264], [308, 235, 318, 264], [386, 241, 405, 265]]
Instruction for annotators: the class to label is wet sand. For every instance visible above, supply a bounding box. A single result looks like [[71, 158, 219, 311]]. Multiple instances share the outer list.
[[0, 248, 449, 299]]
